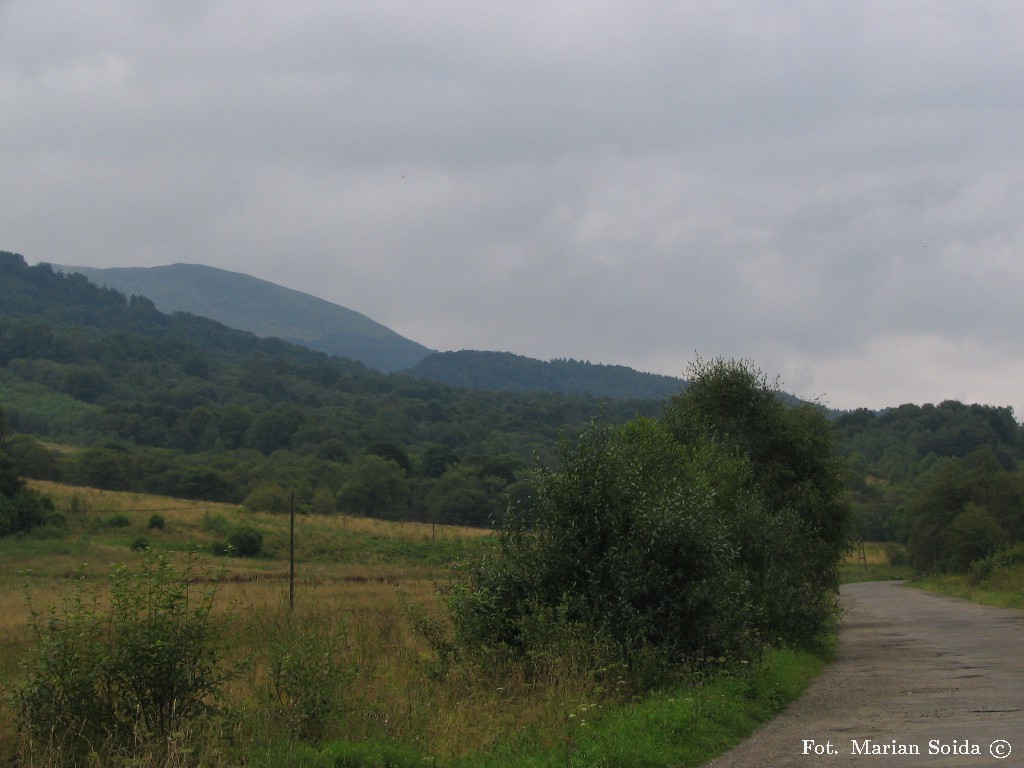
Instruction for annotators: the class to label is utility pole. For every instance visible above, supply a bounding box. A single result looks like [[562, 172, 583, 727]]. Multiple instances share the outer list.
[[289, 490, 295, 611]]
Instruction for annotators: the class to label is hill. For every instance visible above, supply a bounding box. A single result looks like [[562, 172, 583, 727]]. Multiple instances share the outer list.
[[53, 262, 697, 399], [405, 350, 686, 399], [51, 263, 434, 372], [0, 250, 663, 525]]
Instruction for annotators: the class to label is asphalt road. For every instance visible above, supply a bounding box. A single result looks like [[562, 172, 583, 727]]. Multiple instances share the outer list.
[[705, 581, 1024, 767]]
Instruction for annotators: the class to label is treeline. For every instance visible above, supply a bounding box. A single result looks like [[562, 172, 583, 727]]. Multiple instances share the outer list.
[[836, 402, 1024, 572], [404, 350, 686, 398], [0, 408, 57, 535], [0, 252, 661, 526]]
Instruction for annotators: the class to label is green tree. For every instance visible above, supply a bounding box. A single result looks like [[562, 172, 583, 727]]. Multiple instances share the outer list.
[[426, 464, 496, 526], [337, 454, 409, 518], [946, 504, 1007, 572], [662, 357, 854, 588], [448, 361, 853, 675], [905, 448, 1023, 571], [244, 484, 291, 514], [0, 406, 58, 536]]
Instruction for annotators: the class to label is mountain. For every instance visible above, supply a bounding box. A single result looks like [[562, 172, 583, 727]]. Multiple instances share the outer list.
[[51, 263, 434, 372], [405, 350, 687, 400], [53, 262, 687, 400], [0, 250, 664, 524]]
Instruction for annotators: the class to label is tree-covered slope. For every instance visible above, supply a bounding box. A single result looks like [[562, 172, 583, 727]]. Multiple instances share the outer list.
[[52, 262, 434, 372], [404, 350, 687, 399], [0, 251, 663, 524]]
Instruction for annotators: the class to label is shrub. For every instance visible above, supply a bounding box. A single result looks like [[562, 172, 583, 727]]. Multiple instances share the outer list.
[[0, 488, 57, 537], [258, 611, 353, 740], [228, 525, 263, 557], [147, 513, 165, 530], [103, 512, 131, 528], [130, 536, 149, 551], [243, 484, 290, 514], [884, 542, 910, 567], [13, 551, 235, 761], [968, 542, 1024, 585], [202, 511, 232, 536], [448, 419, 770, 673]]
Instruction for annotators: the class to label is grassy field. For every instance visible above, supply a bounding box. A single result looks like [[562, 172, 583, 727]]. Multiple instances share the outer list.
[[1, 482, 829, 767]]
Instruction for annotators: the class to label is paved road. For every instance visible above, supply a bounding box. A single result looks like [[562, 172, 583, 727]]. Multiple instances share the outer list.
[[706, 581, 1024, 767]]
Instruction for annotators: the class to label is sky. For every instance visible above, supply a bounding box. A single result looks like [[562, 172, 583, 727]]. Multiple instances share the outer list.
[[2, 1, 1024, 415]]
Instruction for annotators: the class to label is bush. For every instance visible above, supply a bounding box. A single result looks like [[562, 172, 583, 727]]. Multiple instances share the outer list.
[[0, 488, 57, 537], [449, 419, 780, 672], [228, 525, 263, 557], [968, 542, 1024, 585], [202, 511, 232, 536], [130, 536, 149, 551], [147, 513, 165, 530], [258, 610, 353, 740], [213, 525, 264, 557], [884, 542, 910, 567], [103, 512, 131, 528], [243, 484, 290, 514], [13, 551, 235, 761]]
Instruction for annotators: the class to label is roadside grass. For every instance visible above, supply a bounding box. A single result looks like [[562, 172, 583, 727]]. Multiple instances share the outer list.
[[908, 567, 1024, 611], [3, 482, 830, 767]]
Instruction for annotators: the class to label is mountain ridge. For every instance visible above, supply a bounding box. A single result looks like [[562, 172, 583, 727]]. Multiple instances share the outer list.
[[50, 261, 690, 400], [406, 350, 686, 399], [51, 262, 434, 373]]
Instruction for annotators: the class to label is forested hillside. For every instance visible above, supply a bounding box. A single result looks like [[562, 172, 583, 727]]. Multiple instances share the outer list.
[[835, 402, 1024, 569], [404, 350, 687, 399], [4, 249, 1024, 564], [56, 262, 689, 399], [55, 262, 434, 372], [0, 251, 660, 525]]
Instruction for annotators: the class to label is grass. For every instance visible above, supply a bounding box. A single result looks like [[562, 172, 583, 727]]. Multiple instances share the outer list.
[[839, 540, 914, 583], [2, 482, 830, 767], [908, 568, 1024, 610]]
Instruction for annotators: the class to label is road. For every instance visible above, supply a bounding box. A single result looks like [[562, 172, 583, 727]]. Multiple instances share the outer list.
[[706, 581, 1024, 767]]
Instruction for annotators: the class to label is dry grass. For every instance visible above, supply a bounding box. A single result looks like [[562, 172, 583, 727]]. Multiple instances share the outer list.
[[2, 483, 617, 763]]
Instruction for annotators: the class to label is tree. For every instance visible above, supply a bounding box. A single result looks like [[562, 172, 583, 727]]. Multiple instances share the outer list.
[[905, 448, 1024, 571], [0, 406, 58, 536], [448, 361, 853, 675], [946, 504, 1006, 572], [337, 455, 409, 518], [419, 444, 459, 478], [662, 357, 854, 588]]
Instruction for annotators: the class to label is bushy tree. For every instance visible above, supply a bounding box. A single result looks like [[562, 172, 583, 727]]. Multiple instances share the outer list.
[[662, 357, 853, 590], [448, 360, 852, 676]]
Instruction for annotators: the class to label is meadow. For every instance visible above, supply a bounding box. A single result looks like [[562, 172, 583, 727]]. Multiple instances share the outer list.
[[1, 482, 827, 767]]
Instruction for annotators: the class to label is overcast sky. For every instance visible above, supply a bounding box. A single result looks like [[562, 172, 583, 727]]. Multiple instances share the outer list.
[[3, 1, 1023, 415]]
